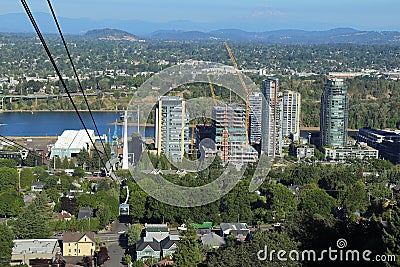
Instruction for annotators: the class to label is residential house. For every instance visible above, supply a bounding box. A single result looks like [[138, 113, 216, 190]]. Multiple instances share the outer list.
[[30, 181, 46, 192], [136, 224, 180, 261], [219, 223, 250, 240], [77, 207, 93, 220], [136, 237, 161, 261], [58, 210, 72, 221], [160, 235, 180, 258], [201, 233, 226, 250], [23, 193, 36, 206], [144, 223, 169, 242], [62, 232, 95, 257]]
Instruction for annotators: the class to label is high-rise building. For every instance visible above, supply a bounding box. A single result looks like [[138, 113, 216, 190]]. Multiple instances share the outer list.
[[212, 104, 258, 164], [155, 96, 189, 162], [320, 78, 348, 148], [249, 92, 263, 145], [282, 90, 301, 141], [261, 78, 282, 157]]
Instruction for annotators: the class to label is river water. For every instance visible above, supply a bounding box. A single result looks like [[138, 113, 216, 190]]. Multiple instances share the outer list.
[[0, 111, 154, 137]]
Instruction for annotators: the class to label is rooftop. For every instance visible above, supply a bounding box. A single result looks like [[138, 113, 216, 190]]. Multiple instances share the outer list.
[[12, 239, 58, 255], [53, 129, 95, 150], [63, 232, 95, 243]]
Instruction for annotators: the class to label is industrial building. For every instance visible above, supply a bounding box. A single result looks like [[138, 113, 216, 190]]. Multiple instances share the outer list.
[[320, 78, 349, 148], [51, 129, 96, 159], [261, 78, 282, 157], [212, 104, 258, 164], [155, 96, 190, 162], [282, 90, 301, 142]]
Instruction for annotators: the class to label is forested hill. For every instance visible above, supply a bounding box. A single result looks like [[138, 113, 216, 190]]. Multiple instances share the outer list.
[[84, 28, 138, 40]]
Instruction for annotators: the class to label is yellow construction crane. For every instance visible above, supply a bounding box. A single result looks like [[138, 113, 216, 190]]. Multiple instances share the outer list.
[[207, 75, 218, 106], [224, 41, 250, 145], [207, 75, 229, 161]]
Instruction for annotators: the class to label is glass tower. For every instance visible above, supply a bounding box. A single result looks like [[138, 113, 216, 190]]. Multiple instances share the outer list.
[[320, 78, 348, 148]]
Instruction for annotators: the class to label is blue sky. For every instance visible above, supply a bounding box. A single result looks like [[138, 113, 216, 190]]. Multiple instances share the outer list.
[[3, 0, 400, 31]]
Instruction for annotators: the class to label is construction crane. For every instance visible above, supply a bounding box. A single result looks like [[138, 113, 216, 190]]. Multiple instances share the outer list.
[[207, 75, 228, 160], [224, 41, 250, 145], [207, 75, 218, 106]]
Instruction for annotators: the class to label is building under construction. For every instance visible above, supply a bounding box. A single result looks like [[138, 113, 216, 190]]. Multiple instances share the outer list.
[[211, 104, 258, 165]]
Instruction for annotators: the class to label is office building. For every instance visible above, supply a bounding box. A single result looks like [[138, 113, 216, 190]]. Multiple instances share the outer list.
[[261, 78, 282, 157], [212, 104, 258, 164], [320, 78, 348, 148], [282, 90, 301, 142], [358, 127, 400, 164], [155, 96, 189, 162], [323, 144, 379, 161]]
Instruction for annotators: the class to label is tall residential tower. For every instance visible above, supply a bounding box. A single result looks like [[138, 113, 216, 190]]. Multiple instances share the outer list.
[[282, 90, 301, 142], [261, 78, 282, 157], [320, 78, 348, 148], [155, 96, 189, 162], [249, 92, 263, 145]]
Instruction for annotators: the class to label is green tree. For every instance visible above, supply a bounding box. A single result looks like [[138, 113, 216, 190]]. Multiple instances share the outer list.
[[20, 168, 35, 189], [0, 223, 14, 267], [0, 191, 24, 217], [383, 209, 400, 267], [128, 183, 147, 222], [0, 167, 18, 192], [23, 151, 40, 167], [73, 167, 86, 178], [32, 192, 53, 218], [0, 159, 17, 168], [97, 204, 111, 229], [300, 188, 336, 217], [13, 205, 50, 239], [173, 228, 202, 267], [132, 260, 144, 267], [263, 183, 298, 221], [127, 224, 142, 246], [76, 148, 89, 168], [339, 181, 370, 215], [207, 231, 300, 267]]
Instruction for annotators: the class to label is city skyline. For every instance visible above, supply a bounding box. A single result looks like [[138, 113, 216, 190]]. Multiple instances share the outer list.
[[1, 0, 400, 32]]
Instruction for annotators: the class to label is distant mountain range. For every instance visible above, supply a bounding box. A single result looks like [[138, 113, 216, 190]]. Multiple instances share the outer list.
[[148, 28, 400, 45], [1, 12, 400, 45]]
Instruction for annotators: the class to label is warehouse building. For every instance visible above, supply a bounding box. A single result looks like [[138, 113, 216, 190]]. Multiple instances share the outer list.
[[50, 129, 95, 159]]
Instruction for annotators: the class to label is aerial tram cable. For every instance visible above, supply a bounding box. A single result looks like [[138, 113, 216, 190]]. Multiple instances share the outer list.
[[0, 134, 30, 151], [45, 0, 111, 163], [20, 0, 110, 173]]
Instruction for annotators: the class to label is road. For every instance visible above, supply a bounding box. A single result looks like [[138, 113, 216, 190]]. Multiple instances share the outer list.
[[96, 220, 131, 267]]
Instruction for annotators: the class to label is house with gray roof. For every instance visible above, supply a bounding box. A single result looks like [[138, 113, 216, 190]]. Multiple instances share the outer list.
[[201, 233, 226, 250], [136, 237, 162, 261], [160, 235, 180, 258], [145, 223, 170, 242], [220, 223, 250, 240], [77, 207, 93, 219]]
